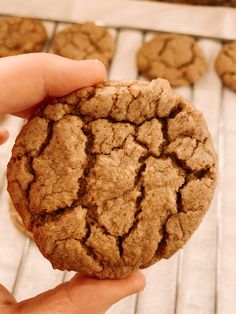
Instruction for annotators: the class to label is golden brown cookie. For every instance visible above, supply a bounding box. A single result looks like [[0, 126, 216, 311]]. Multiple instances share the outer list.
[[52, 22, 115, 67], [9, 200, 33, 239], [7, 78, 217, 279], [215, 41, 236, 91], [0, 16, 47, 57], [137, 34, 207, 87]]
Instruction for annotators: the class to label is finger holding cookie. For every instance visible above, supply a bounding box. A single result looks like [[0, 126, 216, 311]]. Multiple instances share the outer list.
[[0, 53, 106, 118]]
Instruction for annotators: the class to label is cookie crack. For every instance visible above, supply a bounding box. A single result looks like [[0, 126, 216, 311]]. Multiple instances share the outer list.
[[222, 71, 236, 80], [158, 38, 173, 57], [77, 127, 96, 198], [159, 117, 170, 151], [118, 164, 147, 257], [36, 120, 54, 157], [177, 42, 197, 70], [52, 237, 104, 271], [224, 47, 236, 63], [32, 204, 77, 228], [25, 120, 54, 217]]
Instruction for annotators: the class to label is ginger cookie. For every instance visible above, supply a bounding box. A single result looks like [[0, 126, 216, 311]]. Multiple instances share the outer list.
[[137, 34, 207, 87], [0, 16, 47, 57], [9, 200, 33, 239], [52, 22, 115, 67], [7, 79, 217, 279], [215, 41, 236, 92]]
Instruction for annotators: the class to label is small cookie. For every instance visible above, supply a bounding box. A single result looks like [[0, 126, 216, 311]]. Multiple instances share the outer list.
[[0, 16, 47, 57], [9, 200, 33, 239], [52, 22, 115, 66], [215, 41, 236, 91], [7, 78, 217, 279], [137, 34, 207, 86]]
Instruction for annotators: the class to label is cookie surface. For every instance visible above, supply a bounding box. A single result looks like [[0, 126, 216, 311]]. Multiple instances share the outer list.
[[7, 79, 217, 279], [9, 200, 33, 239], [137, 34, 207, 86], [215, 41, 236, 91], [52, 22, 114, 66], [0, 16, 47, 57]]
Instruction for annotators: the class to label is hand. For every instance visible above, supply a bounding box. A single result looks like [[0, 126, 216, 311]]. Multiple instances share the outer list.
[[0, 53, 146, 313], [0, 52, 107, 145], [0, 272, 145, 314]]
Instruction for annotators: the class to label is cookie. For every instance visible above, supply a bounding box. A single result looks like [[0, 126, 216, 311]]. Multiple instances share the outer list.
[[0, 16, 47, 57], [137, 34, 207, 87], [155, 0, 236, 6], [9, 200, 33, 239], [215, 41, 236, 91], [52, 22, 115, 67], [7, 78, 217, 279]]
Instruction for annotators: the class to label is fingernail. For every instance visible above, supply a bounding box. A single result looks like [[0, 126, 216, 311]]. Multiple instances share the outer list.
[[86, 59, 103, 65]]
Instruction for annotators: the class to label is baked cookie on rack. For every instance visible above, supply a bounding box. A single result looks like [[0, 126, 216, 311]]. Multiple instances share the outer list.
[[215, 41, 236, 91], [0, 16, 47, 57], [137, 34, 207, 87], [52, 22, 115, 67], [7, 78, 217, 279]]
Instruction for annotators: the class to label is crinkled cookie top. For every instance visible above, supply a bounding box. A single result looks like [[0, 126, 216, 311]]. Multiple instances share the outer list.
[[52, 22, 115, 66], [137, 34, 207, 87], [7, 79, 217, 279], [215, 41, 236, 92]]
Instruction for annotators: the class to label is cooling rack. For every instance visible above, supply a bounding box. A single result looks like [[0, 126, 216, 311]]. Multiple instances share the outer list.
[[0, 1, 236, 313]]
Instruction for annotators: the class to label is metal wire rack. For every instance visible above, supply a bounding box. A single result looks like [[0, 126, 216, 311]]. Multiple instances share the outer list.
[[0, 1, 236, 313]]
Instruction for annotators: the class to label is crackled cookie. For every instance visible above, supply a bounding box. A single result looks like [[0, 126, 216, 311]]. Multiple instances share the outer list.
[[215, 41, 236, 91], [7, 78, 217, 279], [9, 200, 33, 239], [52, 22, 115, 67], [137, 34, 207, 86], [0, 16, 47, 57]]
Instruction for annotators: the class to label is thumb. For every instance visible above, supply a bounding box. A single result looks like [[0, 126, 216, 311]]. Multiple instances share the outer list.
[[0, 53, 106, 118], [16, 271, 146, 314], [68, 271, 146, 312]]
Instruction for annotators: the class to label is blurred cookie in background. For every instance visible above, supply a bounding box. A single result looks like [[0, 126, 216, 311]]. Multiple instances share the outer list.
[[137, 34, 207, 87], [215, 41, 236, 92], [52, 22, 115, 67], [0, 16, 48, 57]]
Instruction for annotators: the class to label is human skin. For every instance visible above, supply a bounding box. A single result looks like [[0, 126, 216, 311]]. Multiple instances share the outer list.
[[0, 53, 146, 314]]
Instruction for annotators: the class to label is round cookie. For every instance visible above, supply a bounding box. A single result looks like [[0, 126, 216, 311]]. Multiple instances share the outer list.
[[52, 22, 115, 67], [137, 34, 207, 86], [7, 78, 217, 279], [215, 41, 236, 91], [9, 200, 33, 239], [0, 16, 47, 57]]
